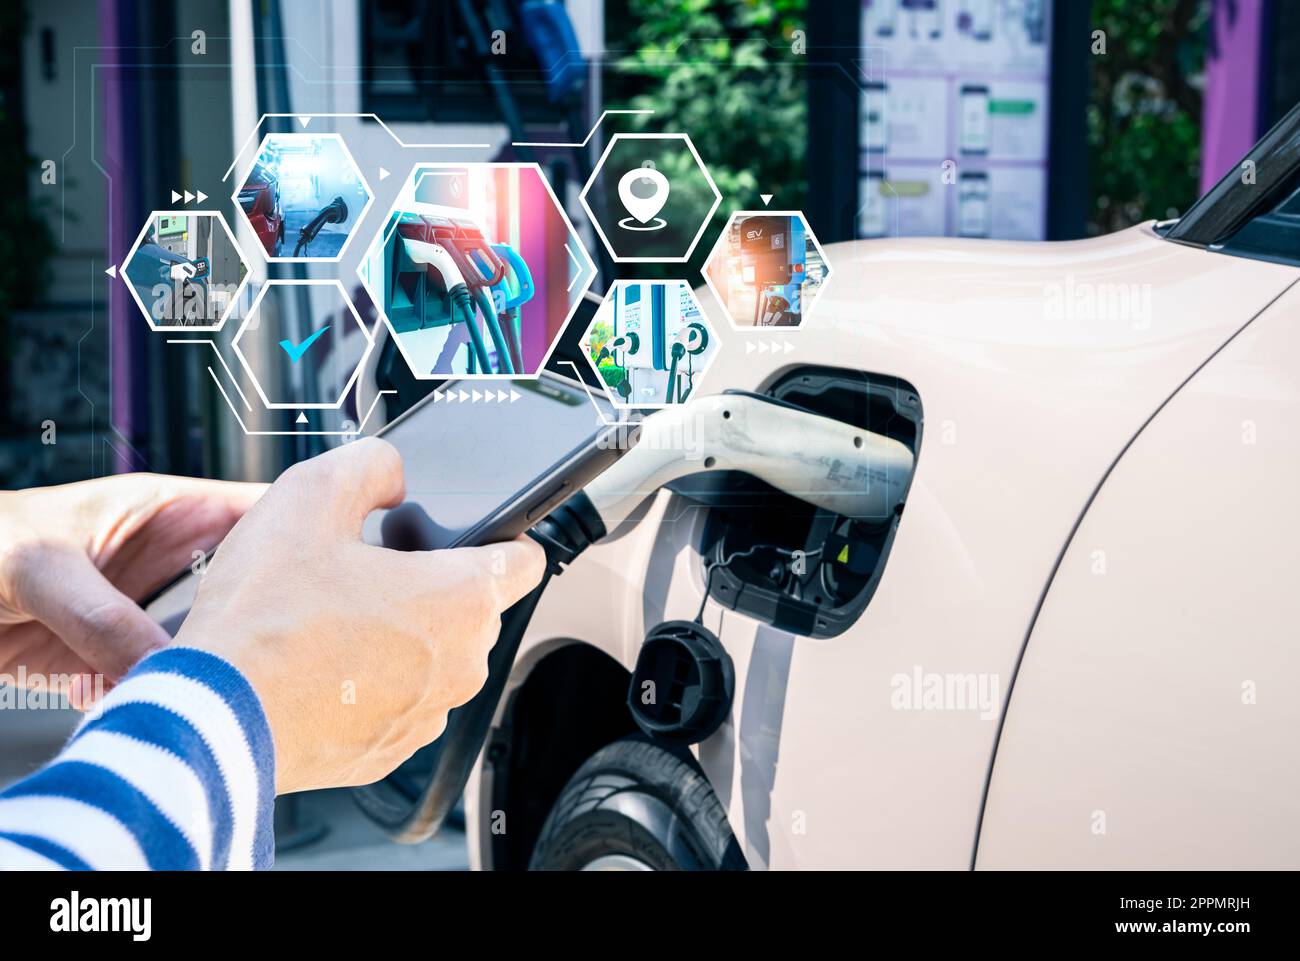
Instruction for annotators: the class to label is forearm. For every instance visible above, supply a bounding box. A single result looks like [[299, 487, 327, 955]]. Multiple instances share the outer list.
[[0, 648, 276, 870]]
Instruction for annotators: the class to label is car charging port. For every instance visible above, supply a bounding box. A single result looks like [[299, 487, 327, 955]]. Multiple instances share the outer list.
[[668, 366, 922, 638]]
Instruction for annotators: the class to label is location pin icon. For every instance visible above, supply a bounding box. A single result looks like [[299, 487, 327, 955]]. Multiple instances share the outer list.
[[618, 165, 670, 224]]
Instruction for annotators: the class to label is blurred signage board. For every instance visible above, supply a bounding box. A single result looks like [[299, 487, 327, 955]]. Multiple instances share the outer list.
[[857, 0, 1053, 240]]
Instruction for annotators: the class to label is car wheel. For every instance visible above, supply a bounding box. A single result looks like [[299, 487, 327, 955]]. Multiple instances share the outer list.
[[529, 737, 746, 871]]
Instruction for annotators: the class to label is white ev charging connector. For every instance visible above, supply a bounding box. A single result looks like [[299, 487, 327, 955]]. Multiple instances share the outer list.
[[583, 392, 914, 530], [356, 389, 916, 843], [399, 237, 497, 372]]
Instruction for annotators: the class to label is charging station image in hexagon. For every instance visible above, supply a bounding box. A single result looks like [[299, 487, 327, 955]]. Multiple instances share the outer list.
[[122, 211, 251, 331], [231, 279, 373, 410], [579, 134, 721, 263], [233, 133, 372, 261], [580, 281, 719, 409], [357, 162, 596, 379], [702, 211, 831, 329]]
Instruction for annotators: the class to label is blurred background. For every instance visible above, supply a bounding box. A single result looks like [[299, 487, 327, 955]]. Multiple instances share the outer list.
[[1, 0, 1296, 866]]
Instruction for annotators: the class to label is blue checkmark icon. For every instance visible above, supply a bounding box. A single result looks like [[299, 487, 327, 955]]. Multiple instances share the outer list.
[[279, 325, 330, 363]]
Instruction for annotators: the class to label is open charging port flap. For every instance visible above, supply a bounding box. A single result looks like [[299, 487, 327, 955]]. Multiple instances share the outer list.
[[666, 366, 922, 638]]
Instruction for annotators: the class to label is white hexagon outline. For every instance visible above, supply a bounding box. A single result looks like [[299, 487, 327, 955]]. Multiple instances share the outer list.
[[121, 210, 252, 333], [579, 279, 722, 410], [700, 209, 835, 333], [231, 278, 374, 410], [355, 161, 597, 381], [230, 132, 375, 264], [578, 133, 722, 264]]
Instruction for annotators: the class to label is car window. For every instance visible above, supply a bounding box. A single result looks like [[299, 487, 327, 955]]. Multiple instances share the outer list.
[[1216, 177, 1300, 267]]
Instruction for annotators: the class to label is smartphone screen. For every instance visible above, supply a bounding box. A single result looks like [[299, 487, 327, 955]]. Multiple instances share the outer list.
[[960, 84, 990, 155], [863, 82, 888, 153], [370, 372, 625, 550], [958, 172, 990, 238]]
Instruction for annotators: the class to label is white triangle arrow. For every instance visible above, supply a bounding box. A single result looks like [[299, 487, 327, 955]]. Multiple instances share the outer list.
[[496, 389, 507, 402], [510, 390, 521, 402], [745, 341, 755, 354], [105, 264, 117, 278], [184, 190, 194, 203], [434, 389, 444, 402], [295, 411, 308, 424], [458, 389, 469, 402], [758, 342, 770, 354], [378, 167, 390, 181], [471, 389, 482, 403], [196, 190, 208, 204], [760, 194, 773, 206], [298, 116, 312, 128], [171, 190, 181, 203], [785, 341, 795, 353]]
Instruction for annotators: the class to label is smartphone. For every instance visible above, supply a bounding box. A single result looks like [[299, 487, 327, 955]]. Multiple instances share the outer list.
[[958, 171, 990, 238], [372, 371, 630, 552], [862, 82, 888, 153], [144, 371, 632, 623], [960, 84, 990, 155]]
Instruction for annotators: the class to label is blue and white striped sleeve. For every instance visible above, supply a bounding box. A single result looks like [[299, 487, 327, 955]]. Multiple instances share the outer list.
[[0, 647, 276, 871]]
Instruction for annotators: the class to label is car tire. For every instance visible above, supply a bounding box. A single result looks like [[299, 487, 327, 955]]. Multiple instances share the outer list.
[[529, 737, 746, 871]]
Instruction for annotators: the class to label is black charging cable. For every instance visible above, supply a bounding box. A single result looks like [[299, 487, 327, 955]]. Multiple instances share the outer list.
[[368, 493, 608, 843]]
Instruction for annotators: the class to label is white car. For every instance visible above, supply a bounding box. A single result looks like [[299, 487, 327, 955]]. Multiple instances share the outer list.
[[449, 109, 1300, 870]]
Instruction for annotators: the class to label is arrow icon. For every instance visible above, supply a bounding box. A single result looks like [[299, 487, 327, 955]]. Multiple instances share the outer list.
[[379, 167, 390, 181], [196, 190, 208, 204], [184, 190, 194, 203], [760, 194, 773, 206], [510, 390, 521, 402], [295, 411, 308, 424], [105, 264, 118, 279], [171, 190, 181, 203], [298, 116, 312, 128]]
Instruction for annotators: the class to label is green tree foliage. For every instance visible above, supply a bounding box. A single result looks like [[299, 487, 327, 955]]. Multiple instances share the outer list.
[[604, 0, 807, 253], [1088, 0, 1208, 234]]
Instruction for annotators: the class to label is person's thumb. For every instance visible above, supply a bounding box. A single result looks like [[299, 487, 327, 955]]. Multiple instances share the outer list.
[[9, 541, 170, 683]]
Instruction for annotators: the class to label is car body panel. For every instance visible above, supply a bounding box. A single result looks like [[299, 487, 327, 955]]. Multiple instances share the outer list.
[[977, 283, 1300, 869], [468, 223, 1300, 869]]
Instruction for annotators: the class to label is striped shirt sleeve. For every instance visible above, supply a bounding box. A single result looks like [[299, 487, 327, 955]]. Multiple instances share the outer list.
[[0, 647, 276, 871]]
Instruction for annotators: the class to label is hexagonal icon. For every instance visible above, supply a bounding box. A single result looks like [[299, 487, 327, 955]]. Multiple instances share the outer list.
[[233, 133, 373, 261], [357, 162, 596, 379], [702, 211, 832, 329], [579, 134, 721, 263], [579, 281, 719, 409], [122, 211, 251, 331], [231, 279, 374, 409]]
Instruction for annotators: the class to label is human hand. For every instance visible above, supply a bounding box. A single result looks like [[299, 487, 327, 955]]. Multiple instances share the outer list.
[[174, 437, 546, 795], [0, 473, 268, 706]]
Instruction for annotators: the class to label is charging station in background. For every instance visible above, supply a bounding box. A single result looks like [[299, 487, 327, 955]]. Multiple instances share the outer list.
[[738, 215, 806, 326], [610, 282, 709, 405]]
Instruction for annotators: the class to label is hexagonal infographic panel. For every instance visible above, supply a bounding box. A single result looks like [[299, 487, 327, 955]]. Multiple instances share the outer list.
[[231, 279, 372, 410], [233, 133, 372, 261], [702, 210, 831, 329], [580, 134, 721, 263], [580, 281, 719, 409], [122, 211, 251, 331], [357, 162, 595, 379]]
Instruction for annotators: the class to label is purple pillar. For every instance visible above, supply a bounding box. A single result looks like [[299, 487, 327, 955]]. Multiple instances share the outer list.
[[1201, 0, 1269, 192]]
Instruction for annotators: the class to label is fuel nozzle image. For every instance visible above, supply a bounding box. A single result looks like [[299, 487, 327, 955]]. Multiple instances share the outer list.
[[358, 163, 594, 379], [233, 133, 371, 260], [293, 195, 349, 257]]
